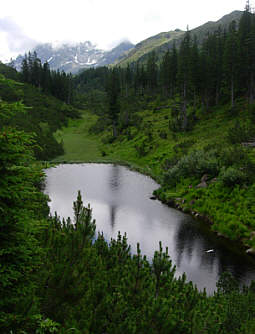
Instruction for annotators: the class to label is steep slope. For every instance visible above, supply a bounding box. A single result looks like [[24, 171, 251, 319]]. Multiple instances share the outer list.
[[116, 10, 243, 66], [0, 63, 79, 160], [115, 30, 185, 66]]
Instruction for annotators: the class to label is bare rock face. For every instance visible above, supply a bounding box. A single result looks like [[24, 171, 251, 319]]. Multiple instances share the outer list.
[[201, 174, 208, 182], [11, 41, 134, 74], [196, 181, 207, 188]]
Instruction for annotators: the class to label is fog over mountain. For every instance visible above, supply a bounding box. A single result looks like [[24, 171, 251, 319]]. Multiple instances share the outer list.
[[11, 40, 134, 74]]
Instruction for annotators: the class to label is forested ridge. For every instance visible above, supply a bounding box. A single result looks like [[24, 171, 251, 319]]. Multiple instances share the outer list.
[[73, 3, 255, 249], [2, 3, 255, 333]]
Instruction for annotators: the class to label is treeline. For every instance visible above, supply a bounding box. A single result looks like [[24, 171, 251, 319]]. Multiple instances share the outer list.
[[0, 68, 79, 160], [75, 4, 255, 132], [2, 80, 255, 333], [21, 51, 74, 104], [1, 98, 255, 333]]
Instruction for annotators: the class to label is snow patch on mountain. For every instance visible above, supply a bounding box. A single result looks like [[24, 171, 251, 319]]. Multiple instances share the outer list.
[[10, 40, 134, 74]]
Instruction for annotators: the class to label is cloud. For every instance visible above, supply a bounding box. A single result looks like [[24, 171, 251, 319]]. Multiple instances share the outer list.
[[0, 17, 37, 55]]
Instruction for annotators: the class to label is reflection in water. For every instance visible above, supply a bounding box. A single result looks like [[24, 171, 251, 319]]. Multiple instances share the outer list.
[[109, 165, 121, 191], [45, 164, 255, 293], [109, 204, 117, 229]]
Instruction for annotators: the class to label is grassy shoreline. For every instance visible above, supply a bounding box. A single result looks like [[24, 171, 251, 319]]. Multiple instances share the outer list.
[[52, 104, 255, 252]]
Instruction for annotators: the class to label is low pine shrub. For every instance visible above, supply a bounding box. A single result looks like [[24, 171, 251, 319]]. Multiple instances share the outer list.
[[163, 150, 219, 186], [219, 167, 247, 187]]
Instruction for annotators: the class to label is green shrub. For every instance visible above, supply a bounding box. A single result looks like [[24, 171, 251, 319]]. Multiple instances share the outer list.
[[159, 130, 167, 139], [219, 167, 247, 187], [227, 120, 255, 144], [163, 150, 219, 186], [219, 146, 249, 168], [135, 139, 149, 157], [101, 134, 116, 144]]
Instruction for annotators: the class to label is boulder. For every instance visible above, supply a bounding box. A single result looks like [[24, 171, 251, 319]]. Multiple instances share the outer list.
[[201, 174, 208, 182], [196, 181, 207, 188]]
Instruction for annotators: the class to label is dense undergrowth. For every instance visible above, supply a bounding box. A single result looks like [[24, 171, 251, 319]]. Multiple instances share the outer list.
[[0, 66, 79, 160], [54, 93, 255, 250], [2, 86, 253, 332], [2, 77, 255, 333]]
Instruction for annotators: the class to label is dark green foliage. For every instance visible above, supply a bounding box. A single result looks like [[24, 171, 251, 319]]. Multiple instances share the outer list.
[[73, 7, 255, 125], [227, 119, 255, 144], [21, 52, 74, 104], [35, 193, 255, 333], [0, 100, 50, 332], [2, 114, 255, 332], [38, 192, 96, 323], [164, 149, 219, 186], [0, 73, 79, 160], [219, 166, 248, 187], [0, 62, 21, 81], [106, 68, 121, 137]]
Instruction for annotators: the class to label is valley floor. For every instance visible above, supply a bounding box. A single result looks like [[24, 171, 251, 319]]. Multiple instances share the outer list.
[[53, 101, 255, 251]]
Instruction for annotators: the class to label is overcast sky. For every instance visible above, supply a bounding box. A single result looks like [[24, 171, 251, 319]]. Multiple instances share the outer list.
[[0, 0, 248, 62]]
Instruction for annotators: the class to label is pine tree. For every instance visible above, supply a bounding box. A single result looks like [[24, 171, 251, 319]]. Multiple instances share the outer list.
[[169, 42, 178, 97], [224, 20, 239, 108], [146, 51, 158, 93], [106, 68, 121, 137], [41, 61, 51, 93], [238, 1, 253, 98], [0, 98, 47, 331], [21, 54, 29, 83], [190, 35, 201, 105], [160, 49, 171, 96], [178, 29, 192, 129]]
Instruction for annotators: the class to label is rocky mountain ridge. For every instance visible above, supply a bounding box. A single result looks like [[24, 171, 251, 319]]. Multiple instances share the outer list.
[[11, 41, 134, 74]]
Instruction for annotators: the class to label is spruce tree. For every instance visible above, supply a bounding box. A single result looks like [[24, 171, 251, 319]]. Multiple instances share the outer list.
[[177, 29, 192, 129], [169, 42, 178, 97], [224, 20, 239, 108], [106, 68, 120, 137], [146, 51, 158, 93]]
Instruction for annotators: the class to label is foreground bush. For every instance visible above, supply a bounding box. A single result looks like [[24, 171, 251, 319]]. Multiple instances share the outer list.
[[31, 193, 255, 334]]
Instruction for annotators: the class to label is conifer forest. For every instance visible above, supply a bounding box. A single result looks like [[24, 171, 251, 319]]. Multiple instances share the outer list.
[[2, 4, 255, 333]]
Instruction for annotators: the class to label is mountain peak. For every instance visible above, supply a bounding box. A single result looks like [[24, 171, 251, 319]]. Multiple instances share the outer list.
[[10, 40, 134, 74]]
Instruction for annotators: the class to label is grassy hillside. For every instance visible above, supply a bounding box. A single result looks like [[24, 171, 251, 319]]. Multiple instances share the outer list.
[[116, 10, 243, 66], [116, 30, 184, 67], [53, 96, 255, 251], [0, 64, 79, 160]]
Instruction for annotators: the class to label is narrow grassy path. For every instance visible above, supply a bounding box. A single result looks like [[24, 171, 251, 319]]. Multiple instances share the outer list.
[[54, 110, 103, 162], [52, 108, 159, 177]]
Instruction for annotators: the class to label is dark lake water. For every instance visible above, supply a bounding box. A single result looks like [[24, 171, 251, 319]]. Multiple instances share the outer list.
[[44, 163, 255, 293]]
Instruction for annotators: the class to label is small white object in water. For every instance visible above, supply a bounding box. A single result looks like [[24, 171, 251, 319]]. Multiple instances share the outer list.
[[205, 249, 214, 253]]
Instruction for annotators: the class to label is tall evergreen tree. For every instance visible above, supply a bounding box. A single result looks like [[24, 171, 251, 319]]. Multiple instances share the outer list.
[[106, 68, 120, 137], [146, 51, 158, 93], [169, 42, 178, 97], [160, 49, 171, 96], [238, 1, 253, 98], [224, 21, 239, 108], [178, 29, 192, 129], [21, 54, 29, 83]]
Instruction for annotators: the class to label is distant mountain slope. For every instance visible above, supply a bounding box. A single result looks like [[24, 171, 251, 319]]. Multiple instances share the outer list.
[[11, 41, 134, 74], [114, 30, 185, 66], [116, 10, 243, 66]]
